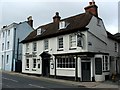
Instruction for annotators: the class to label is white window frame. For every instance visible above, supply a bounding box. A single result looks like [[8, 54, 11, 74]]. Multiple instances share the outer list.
[[7, 41, 9, 50], [26, 43, 29, 52], [69, 34, 77, 48], [26, 59, 29, 69], [58, 36, 63, 50], [6, 55, 9, 64], [44, 39, 49, 51], [32, 59, 37, 69], [3, 32, 5, 38], [2, 43, 4, 51], [37, 28, 42, 35], [115, 42, 118, 52], [103, 55, 109, 71], [59, 21, 66, 29], [33, 42, 37, 52], [8, 30, 10, 36], [57, 56, 75, 68]]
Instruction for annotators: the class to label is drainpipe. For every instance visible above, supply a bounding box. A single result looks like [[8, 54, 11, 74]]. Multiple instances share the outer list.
[[54, 56, 56, 78], [16, 38, 19, 72], [11, 28, 16, 71], [16, 38, 19, 61], [4, 29, 7, 70], [75, 55, 78, 81]]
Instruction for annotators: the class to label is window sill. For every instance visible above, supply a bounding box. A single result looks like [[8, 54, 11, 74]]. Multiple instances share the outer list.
[[56, 68, 75, 70], [32, 51, 37, 53], [57, 49, 64, 51], [103, 70, 110, 72], [25, 68, 29, 70], [44, 49, 49, 52], [69, 47, 77, 50], [32, 69, 37, 71]]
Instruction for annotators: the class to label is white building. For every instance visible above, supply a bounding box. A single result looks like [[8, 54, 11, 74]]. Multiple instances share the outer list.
[[0, 16, 34, 72], [114, 33, 120, 74], [21, 1, 119, 81]]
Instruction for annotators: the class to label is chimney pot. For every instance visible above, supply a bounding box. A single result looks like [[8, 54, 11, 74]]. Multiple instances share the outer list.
[[53, 12, 61, 22], [3, 25, 7, 28], [27, 16, 32, 21], [84, 1, 98, 17], [89, 2, 92, 5], [27, 16, 33, 27]]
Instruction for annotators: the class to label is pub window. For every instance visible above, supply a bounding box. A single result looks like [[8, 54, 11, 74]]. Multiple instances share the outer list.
[[2, 43, 4, 51], [6, 55, 9, 64], [33, 42, 37, 51], [8, 30, 10, 36], [70, 34, 76, 48], [115, 43, 118, 52], [33, 59, 37, 69], [69, 33, 83, 49], [103, 56, 109, 71], [26, 43, 29, 52], [44, 39, 49, 50], [58, 36, 63, 49], [57, 56, 75, 68], [26, 59, 29, 69], [95, 58, 102, 75], [7, 41, 10, 50]]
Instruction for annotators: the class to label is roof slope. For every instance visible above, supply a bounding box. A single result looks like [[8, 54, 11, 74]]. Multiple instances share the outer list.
[[114, 33, 120, 42], [21, 12, 93, 43], [106, 31, 120, 42]]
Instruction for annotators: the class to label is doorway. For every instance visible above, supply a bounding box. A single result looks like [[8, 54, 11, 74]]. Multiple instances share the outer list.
[[40, 52, 51, 77], [81, 62, 91, 81]]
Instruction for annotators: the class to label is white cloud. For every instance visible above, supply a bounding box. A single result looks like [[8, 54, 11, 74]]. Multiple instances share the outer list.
[[0, 0, 119, 34]]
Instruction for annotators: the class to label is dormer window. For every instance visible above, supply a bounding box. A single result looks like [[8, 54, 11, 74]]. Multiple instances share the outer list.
[[37, 28, 42, 35], [59, 21, 69, 30], [37, 28, 46, 35]]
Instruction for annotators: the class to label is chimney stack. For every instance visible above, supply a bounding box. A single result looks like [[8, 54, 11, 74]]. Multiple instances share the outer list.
[[53, 12, 61, 23], [84, 0, 98, 17], [3, 25, 7, 28], [27, 16, 33, 27]]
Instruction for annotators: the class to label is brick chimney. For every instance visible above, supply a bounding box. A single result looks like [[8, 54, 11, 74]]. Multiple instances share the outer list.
[[84, 0, 98, 17], [27, 16, 33, 27], [53, 12, 61, 23]]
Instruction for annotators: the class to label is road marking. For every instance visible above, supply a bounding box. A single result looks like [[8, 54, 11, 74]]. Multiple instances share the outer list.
[[28, 84, 45, 88], [2, 77, 18, 82]]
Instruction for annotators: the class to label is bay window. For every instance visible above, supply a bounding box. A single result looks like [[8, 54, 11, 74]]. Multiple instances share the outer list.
[[69, 33, 82, 49]]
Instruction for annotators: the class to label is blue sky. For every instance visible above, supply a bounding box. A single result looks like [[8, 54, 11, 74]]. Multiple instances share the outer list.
[[0, 0, 119, 34]]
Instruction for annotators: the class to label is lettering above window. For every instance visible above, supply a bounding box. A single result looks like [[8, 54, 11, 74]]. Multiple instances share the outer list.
[[59, 21, 69, 30]]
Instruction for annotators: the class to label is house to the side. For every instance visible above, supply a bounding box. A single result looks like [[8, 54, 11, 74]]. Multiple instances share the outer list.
[[21, 1, 119, 81], [0, 16, 34, 72], [114, 33, 120, 74]]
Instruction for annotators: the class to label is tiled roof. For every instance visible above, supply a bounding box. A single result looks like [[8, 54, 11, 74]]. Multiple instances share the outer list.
[[106, 31, 120, 42], [21, 12, 93, 43], [114, 33, 120, 42]]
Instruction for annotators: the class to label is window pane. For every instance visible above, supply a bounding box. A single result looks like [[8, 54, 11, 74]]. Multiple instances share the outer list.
[[33, 59, 36, 68], [26, 59, 29, 68], [77, 35, 82, 47], [33, 42, 37, 51], [58, 37, 63, 49], [70, 34, 76, 47]]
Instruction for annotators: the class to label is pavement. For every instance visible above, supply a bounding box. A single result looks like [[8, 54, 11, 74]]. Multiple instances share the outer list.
[[1, 71, 120, 89]]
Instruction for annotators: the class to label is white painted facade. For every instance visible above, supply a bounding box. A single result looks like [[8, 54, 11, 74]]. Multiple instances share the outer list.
[[21, 16, 119, 82], [0, 21, 33, 71]]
